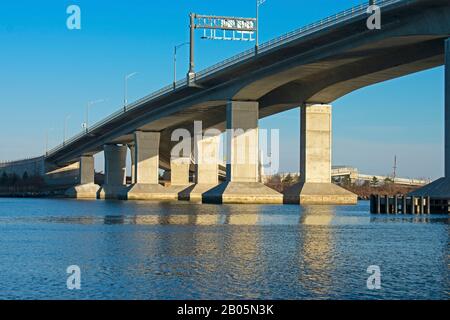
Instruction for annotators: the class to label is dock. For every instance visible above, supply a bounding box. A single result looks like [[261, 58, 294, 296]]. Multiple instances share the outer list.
[[369, 195, 450, 214]]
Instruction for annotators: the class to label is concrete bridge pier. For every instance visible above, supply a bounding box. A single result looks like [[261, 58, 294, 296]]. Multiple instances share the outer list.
[[203, 101, 283, 204], [179, 133, 221, 202], [166, 156, 193, 198], [127, 131, 179, 200], [170, 157, 191, 186], [410, 38, 450, 199], [99, 144, 128, 199], [65, 155, 100, 199], [284, 104, 357, 205]]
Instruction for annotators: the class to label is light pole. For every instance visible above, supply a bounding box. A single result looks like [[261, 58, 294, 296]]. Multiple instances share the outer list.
[[256, 0, 266, 54], [45, 128, 54, 155], [85, 99, 105, 133], [174, 42, 189, 89], [63, 114, 72, 145], [124, 72, 138, 111]]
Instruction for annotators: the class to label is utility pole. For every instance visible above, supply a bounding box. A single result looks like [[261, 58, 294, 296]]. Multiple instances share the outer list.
[[392, 155, 397, 183]]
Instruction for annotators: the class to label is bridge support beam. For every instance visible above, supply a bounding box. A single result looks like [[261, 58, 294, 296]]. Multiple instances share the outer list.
[[203, 101, 283, 204], [65, 155, 100, 199], [127, 131, 178, 200], [284, 104, 357, 205], [410, 38, 450, 200], [180, 133, 220, 202], [99, 145, 128, 199]]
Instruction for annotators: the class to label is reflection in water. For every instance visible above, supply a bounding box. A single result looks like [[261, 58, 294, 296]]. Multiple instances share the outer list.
[[0, 199, 447, 299], [298, 206, 337, 297]]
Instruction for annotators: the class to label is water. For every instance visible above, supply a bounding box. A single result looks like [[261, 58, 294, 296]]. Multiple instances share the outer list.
[[0, 198, 447, 300]]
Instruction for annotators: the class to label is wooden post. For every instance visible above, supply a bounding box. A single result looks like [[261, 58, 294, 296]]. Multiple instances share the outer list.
[[410, 196, 416, 214], [393, 195, 398, 214], [419, 196, 425, 214], [402, 195, 407, 214], [385, 195, 390, 214], [376, 195, 381, 214], [425, 196, 431, 214]]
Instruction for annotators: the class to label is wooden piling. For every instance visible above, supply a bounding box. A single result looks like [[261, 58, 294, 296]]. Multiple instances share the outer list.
[[425, 196, 431, 214], [410, 196, 416, 214], [402, 196, 407, 214], [419, 197, 425, 214], [376, 195, 381, 214], [393, 195, 398, 214]]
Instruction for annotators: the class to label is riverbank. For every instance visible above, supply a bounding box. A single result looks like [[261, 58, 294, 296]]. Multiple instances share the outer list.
[[339, 184, 419, 200], [264, 176, 421, 200], [0, 182, 421, 200]]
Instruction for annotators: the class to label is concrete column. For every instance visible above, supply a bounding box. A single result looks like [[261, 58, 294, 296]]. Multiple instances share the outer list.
[[79, 155, 95, 185], [134, 131, 160, 184], [104, 145, 127, 186], [226, 101, 259, 182], [300, 104, 332, 184], [65, 155, 100, 199], [100, 144, 128, 199], [170, 157, 190, 186], [202, 101, 283, 204], [128, 131, 180, 200], [195, 134, 220, 185], [284, 103, 357, 205], [179, 133, 220, 202], [445, 39, 450, 178]]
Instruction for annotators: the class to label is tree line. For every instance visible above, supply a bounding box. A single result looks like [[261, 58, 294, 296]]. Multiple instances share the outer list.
[[0, 171, 44, 191]]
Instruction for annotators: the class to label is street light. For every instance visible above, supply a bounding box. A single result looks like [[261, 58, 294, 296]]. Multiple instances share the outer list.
[[84, 99, 106, 133], [174, 42, 189, 89], [256, 0, 266, 53], [63, 114, 72, 144], [124, 72, 138, 111], [45, 128, 54, 155]]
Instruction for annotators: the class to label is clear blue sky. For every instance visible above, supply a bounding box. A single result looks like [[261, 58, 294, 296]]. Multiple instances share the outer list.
[[0, 0, 444, 179]]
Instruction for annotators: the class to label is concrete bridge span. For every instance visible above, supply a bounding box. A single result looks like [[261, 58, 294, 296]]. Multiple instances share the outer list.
[[37, 0, 450, 203]]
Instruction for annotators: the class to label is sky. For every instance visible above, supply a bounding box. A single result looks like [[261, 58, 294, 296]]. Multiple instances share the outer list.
[[0, 0, 445, 180]]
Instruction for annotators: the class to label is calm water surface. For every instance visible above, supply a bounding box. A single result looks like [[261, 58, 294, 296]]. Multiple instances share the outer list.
[[0, 198, 448, 300]]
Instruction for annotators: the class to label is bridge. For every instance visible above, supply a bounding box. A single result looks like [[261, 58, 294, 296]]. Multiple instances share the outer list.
[[5, 0, 450, 204], [330, 167, 429, 186]]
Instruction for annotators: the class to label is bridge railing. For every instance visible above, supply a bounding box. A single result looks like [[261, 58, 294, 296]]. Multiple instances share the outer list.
[[46, 0, 404, 158]]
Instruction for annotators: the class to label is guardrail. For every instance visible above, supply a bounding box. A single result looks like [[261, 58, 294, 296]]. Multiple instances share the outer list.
[[46, 0, 404, 158], [0, 156, 45, 166]]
